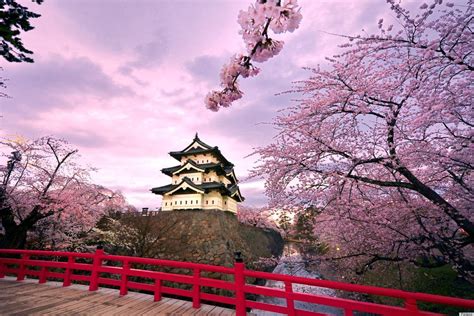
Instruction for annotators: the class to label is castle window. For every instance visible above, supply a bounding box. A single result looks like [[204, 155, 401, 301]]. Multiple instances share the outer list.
[[180, 201, 182, 205], [212, 200, 215, 205], [165, 202, 167, 206], [206, 200, 208, 205], [224, 201, 227, 205], [190, 200, 193, 204], [196, 200, 198, 204], [185, 200, 187, 205], [175, 201, 177, 205]]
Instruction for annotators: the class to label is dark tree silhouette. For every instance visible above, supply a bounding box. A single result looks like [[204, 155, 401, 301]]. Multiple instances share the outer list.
[[0, 0, 43, 63]]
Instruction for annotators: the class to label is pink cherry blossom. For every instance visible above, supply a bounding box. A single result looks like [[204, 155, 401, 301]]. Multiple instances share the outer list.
[[0, 136, 132, 249], [205, 0, 302, 111], [252, 39, 284, 63], [251, 0, 473, 281]]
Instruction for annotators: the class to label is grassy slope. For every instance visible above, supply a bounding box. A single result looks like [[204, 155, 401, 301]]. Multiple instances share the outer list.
[[359, 263, 473, 315]]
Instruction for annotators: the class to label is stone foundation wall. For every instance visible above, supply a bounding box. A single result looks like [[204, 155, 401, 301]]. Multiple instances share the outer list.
[[149, 209, 283, 268]]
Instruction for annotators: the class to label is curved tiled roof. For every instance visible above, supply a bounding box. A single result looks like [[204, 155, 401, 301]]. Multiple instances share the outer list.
[[168, 134, 234, 167], [161, 160, 237, 183], [151, 177, 244, 201]]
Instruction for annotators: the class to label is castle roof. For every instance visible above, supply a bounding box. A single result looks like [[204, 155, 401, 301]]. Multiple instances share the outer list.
[[161, 159, 237, 183], [168, 133, 234, 167], [151, 177, 244, 202]]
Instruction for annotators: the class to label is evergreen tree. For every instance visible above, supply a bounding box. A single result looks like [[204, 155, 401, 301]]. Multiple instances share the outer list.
[[0, 0, 43, 63]]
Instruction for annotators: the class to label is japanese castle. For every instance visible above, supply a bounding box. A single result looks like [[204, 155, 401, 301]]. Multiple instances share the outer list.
[[151, 134, 244, 213]]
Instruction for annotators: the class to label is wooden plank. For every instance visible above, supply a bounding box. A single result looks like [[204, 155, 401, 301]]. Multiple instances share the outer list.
[[0, 286, 82, 315], [165, 299, 194, 315], [0, 293, 66, 314], [39, 292, 102, 315], [0, 282, 42, 294], [182, 303, 216, 315], [0, 278, 238, 316], [210, 306, 236, 316], [83, 293, 149, 313], [0, 285, 93, 315], [40, 299, 102, 316], [104, 295, 157, 316], [8, 296, 79, 315], [0, 280, 33, 289], [140, 298, 187, 315], [14, 286, 64, 298], [113, 298, 161, 316]]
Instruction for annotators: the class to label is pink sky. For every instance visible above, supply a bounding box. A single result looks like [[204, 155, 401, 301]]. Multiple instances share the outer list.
[[1, 0, 421, 208]]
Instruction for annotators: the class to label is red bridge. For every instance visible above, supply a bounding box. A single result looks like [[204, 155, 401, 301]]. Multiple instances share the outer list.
[[0, 248, 473, 315]]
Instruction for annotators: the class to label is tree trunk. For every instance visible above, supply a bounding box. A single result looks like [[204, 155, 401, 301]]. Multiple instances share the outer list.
[[0, 224, 28, 249], [1, 187, 52, 249]]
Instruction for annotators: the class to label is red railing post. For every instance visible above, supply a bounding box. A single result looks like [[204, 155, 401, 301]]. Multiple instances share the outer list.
[[89, 246, 104, 291], [285, 281, 296, 316], [119, 260, 129, 296], [234, 252, 246, 316], [192, 268, 201, 308], [39, 266, 47, 284], [17, 253, 29, 281], [63, 255, 74, 287], [405, 297, 421, 315], [0, 259, 5, 278], [154, 278, 162, 302]]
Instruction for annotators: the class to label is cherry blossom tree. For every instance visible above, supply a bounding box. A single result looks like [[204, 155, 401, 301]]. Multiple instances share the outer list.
[[252, 1, 473, 281], [237, 204, 280, 232], [205, 0, 302, 111], [93, 213, 179, 258], [0, 136, 127, 249]]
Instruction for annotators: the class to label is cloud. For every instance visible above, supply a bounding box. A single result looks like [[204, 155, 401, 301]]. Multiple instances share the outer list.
[[197, 56, 308, 148], [3, 55, 133, 118], [125, 36, 169, 70], [54, 0, 160, 52], [186, 55, 226, 85], [53, 0, 242, 60], [58, 129, 111, 148]]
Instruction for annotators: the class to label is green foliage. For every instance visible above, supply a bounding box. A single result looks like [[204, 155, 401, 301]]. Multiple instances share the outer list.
[[412, 265, 474, 315], [277, 211, 292, 235], [95, 209, 123, 231], [294, 206, 320, 240], [0, 0, 43, 63], [292, 207, 329, 255], [358, 262, 474, 315]]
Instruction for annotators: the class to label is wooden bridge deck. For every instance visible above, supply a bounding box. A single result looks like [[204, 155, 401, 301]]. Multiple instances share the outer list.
[[0, 277, 237, 315]]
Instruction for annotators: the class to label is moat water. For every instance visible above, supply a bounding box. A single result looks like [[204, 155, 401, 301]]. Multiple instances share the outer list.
[[252, 243, 343, 315]]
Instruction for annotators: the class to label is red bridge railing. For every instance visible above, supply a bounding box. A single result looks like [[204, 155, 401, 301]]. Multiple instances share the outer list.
[[0, 248, 473, 315]]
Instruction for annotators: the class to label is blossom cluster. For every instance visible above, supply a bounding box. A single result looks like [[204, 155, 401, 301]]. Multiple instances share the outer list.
[[205, 54, 260, 111], [205, 0, 302, 111]]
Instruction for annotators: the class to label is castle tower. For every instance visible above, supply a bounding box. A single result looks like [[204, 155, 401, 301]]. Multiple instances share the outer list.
[[151, 134, 244, 213]]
